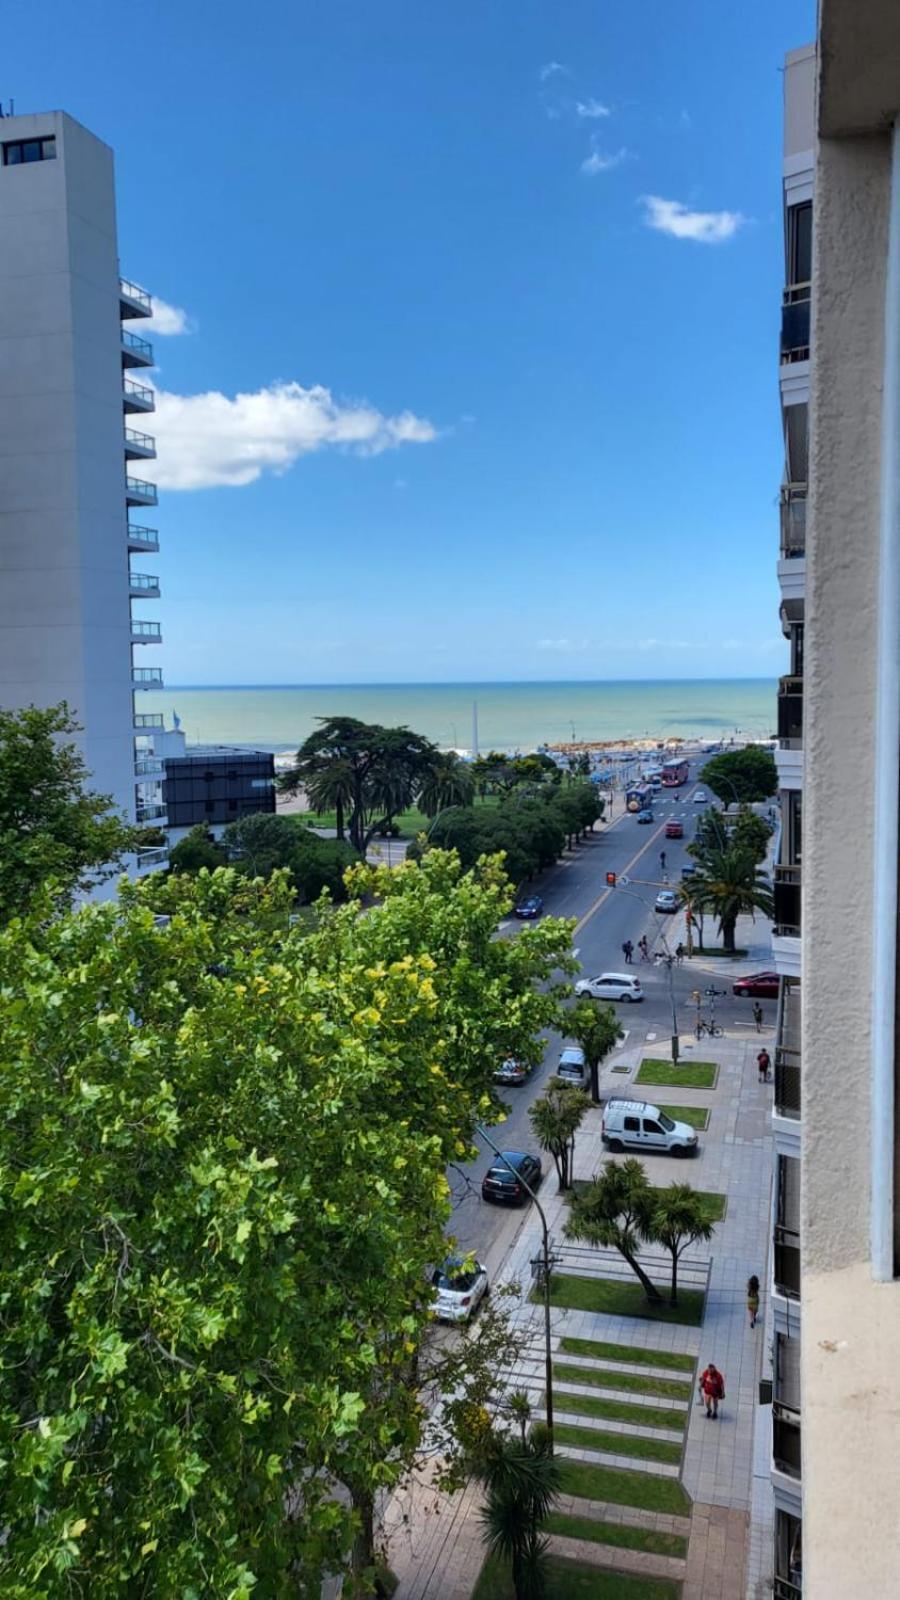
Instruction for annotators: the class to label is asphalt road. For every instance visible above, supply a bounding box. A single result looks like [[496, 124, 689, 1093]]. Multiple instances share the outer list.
[[448, 764, 772, 1270]]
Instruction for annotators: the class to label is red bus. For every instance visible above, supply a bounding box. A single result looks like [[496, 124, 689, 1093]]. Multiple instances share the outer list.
[[661, 759, 689, 787]]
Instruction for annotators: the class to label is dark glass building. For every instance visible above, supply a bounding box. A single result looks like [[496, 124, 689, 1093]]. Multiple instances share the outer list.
[[163, 745, 275, 836]]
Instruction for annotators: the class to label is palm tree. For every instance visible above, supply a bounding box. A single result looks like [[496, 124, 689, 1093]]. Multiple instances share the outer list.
[[416, 752, 476, 818], [565, 1157, 663, 1303], [299, 757, 355, 842], [529, 1081, 590, 1192], [476, 1430, 562, 1600], [683, 846, 773, 953]]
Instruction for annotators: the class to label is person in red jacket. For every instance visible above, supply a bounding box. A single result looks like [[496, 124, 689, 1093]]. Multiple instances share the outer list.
[[700, 1362, 725, 1419]]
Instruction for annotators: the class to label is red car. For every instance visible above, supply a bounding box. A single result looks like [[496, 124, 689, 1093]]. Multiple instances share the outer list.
[[665, 820, 684, 839], [732, 971, 779, 999]]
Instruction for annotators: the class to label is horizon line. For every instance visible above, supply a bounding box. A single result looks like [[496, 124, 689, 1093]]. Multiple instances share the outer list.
[[159, 675, 779, 691]]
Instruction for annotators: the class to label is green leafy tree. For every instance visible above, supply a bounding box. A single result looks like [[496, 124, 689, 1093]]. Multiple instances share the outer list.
[[221, 810, 298, 876], [730, 806, 773, 864], [474, 1425, 562, 1600], [701, 747, 778, 805], [0, 702, 140, 919], [564, 1157, 663, 1303], [281, 718, 440, 853], [564, 999, 622, 1104], [416, 752, 475, 818], [688, 807, 729, 861], [167, 823, 227, 875], [0, 850, 573, 1597], [685, 846, 774, 953], [529, 1081, 590, 1192], [646, 1184, 715, 1305]]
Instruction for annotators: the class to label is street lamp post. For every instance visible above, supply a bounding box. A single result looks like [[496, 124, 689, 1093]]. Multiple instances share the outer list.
[[475, 1124, 555, 1453]]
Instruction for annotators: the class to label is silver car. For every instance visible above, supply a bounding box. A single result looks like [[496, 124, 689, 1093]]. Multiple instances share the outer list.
[[431, 1258, 489, 1323]]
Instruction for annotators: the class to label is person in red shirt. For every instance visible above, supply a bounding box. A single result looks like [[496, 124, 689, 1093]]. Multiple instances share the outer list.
[[700, 1362, 725, 1419]]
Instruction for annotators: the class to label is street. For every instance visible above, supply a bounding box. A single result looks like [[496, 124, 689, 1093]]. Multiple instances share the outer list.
[[449, 764, 773, 1267]]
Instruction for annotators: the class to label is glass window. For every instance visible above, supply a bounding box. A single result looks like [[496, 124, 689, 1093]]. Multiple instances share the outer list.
[[624, 1116, 640, 1131], [787, 201, 812, 285], [41, 138, 56, 159], [3, 135, 56, 166], [643, 1119, 663, 1134]]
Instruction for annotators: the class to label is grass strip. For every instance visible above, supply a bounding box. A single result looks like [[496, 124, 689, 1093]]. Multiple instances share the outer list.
[[549, 1390, 685, 1433], [538, 1274, 705, 1327], [544, 1511, 688, 1560], [474, 1552, 682, 1600], [636, 1058, 718, 1088], [649, 1185, 725, 1222], [554, 1361, 692, 1403], [557, 1457, 692, 1516], [558, 1336, 696, 1373], [554, 1420, 682, 1464], [663, 1104, 710, 1130]]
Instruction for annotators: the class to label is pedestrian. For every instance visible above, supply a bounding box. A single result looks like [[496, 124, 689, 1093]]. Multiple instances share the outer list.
[[753, 1001, 764, 1033], [660, 850, 667, 871], [700, 1362, 725, 1420], [622, 940, 633, 965], [757, 1047, 771, 1083], [638, 935, 650, 963], [675, 942, 685, 965], [747, 1275, 760, 1329]]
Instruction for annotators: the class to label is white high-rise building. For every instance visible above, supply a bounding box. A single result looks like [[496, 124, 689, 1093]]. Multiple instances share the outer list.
[[0, 110, 166, 870]]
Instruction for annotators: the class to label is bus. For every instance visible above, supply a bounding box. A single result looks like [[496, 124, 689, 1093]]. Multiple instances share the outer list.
[[626, 785, 652, 813], [661, 759, 689, 788]]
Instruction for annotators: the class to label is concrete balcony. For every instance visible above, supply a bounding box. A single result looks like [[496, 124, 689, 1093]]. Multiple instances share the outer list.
[[775, 744, 803, 790], [129, 572, 160, 599], [126, 476, 157, 508], [774, 863, 801, 937], [124, 427, 156, 461], [777, 676, 803, 749], [119, 276, 153, 319], [134, 757, 165, 778], [127, 524, 159, 553], [772, 931, 802, 979], [130, 619, 162, 644], [121, 328, 154, 368], [781, 485, 807, 558], [780, 288, 811, 364], [135, 846, 169, 871], [136, 801, 168, 825], [778, 557, 806, 606], [123, 378, 155, 414], [134, 711, 164, 731], [132, 667, 163, 689]]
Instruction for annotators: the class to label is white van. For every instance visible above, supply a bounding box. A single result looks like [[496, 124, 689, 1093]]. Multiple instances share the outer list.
[[575, 973, 644, 1003], [601, 1098, 698, 1158]]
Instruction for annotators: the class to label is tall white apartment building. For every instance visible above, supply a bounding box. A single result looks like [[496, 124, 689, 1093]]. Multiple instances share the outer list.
[[0, 110, 167, 869]]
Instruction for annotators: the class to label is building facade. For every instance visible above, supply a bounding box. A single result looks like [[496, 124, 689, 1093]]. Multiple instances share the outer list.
[[0, 110, 166, 873], [162, 743, 276, 843]]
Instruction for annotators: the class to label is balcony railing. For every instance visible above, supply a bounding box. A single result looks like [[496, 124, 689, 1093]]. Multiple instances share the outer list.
[[123, 378, 155, 413], [780, 486, 807, 559], [774, 1578, 802, 1600], [124, 427, 156, 459], [773, 1399, 802, 1479], [136, 803, 168, 824], [136, 846, 169, 868], [775, 1049, 801, 1119], [119, 276, 153, 317], [129, 572, 159, 594], [774, 1224, 801, 1299], [777, 676, 803, 749], [134, 757, 165, 777], [774, 863, 801, 937], [134, 712, 164, 729], [781, 286, 811, 363], [126, 476, 158, 506], [127, 525, 159, 551], [132, 668, 163, 687], [121, 328, 154, 367], [131, 620, 161, 641]]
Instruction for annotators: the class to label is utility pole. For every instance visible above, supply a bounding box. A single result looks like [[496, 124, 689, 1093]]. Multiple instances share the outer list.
[[472, 700, 479, 758]]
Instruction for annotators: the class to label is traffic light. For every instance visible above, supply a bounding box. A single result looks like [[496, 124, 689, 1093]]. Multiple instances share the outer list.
[[606, 872, 617, 887]]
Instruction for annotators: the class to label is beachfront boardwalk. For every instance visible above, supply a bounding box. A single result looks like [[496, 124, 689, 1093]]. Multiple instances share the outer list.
[[387, 1007, 774, 1600]]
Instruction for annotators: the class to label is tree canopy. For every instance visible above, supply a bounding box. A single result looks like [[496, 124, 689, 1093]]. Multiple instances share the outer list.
[[415, 782, 602, 890], [528, 1081, 590, 1192], [0, 702, 140, 920], [0, 851, 573, 1597], [279, 718, 442, 853], [564, 1000, 622, 1104], [700, 747, 778, 805], [682, 844, 774, 952]]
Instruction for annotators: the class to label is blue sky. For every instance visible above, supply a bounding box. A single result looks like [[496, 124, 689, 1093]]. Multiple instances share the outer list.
[[14, 0, 814, 683]]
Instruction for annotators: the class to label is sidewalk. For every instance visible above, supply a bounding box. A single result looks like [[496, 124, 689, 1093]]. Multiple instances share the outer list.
[[388, 1024, 775, 1600]]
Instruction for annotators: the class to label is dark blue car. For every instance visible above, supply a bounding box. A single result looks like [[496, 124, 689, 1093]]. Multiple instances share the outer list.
[[636, 809, 654, 824], [515, 895, 543, 919]]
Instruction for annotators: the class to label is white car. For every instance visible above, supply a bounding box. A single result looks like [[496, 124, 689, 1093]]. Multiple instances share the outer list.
[[654, 890, 679, 914], [557, 1044, 587, 1085], [431, 1257, 489, 1323], [693, 789, 708, 803], [575, 972, 644, 1003]]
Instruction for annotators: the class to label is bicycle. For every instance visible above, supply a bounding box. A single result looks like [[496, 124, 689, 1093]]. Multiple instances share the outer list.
[[696, 1016, 724, 1039]]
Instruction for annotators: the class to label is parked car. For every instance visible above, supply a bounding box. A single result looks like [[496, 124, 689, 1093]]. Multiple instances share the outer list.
[[636, 808, 654, 824], [575, 972, 643, 1003], [732, 971, 780, 999], [514, 895, 543, 920], [692, 790, 707, 804], [654, 890, 679, 914], [431, 1257, 489, 1323], [601, 1098, 698, 1158], [493, 1056, 530, 1086], [481, 1150, 543, 1206], [557, 1044, 587, 1085], [665, 820, 684, 839], [681, 864, 698, 882]]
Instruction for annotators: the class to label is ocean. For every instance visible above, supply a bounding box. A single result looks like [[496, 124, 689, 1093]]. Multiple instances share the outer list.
[[143, 679, 777, 756]]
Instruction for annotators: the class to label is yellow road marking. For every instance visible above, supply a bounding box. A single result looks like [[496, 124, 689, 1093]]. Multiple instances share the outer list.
[[574, 818, 672, 936]]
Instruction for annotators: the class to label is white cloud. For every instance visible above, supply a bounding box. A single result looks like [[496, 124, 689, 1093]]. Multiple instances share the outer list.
[[576, 98, 610, 119], [151, 380, 438, 491], [540, 61, 569, 81], [640, 195, 745, 243], [537, 637, 590, 653], [638, 637, 707, 650], [581, 146, 629, 176], [144, 297, 193, 336]]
